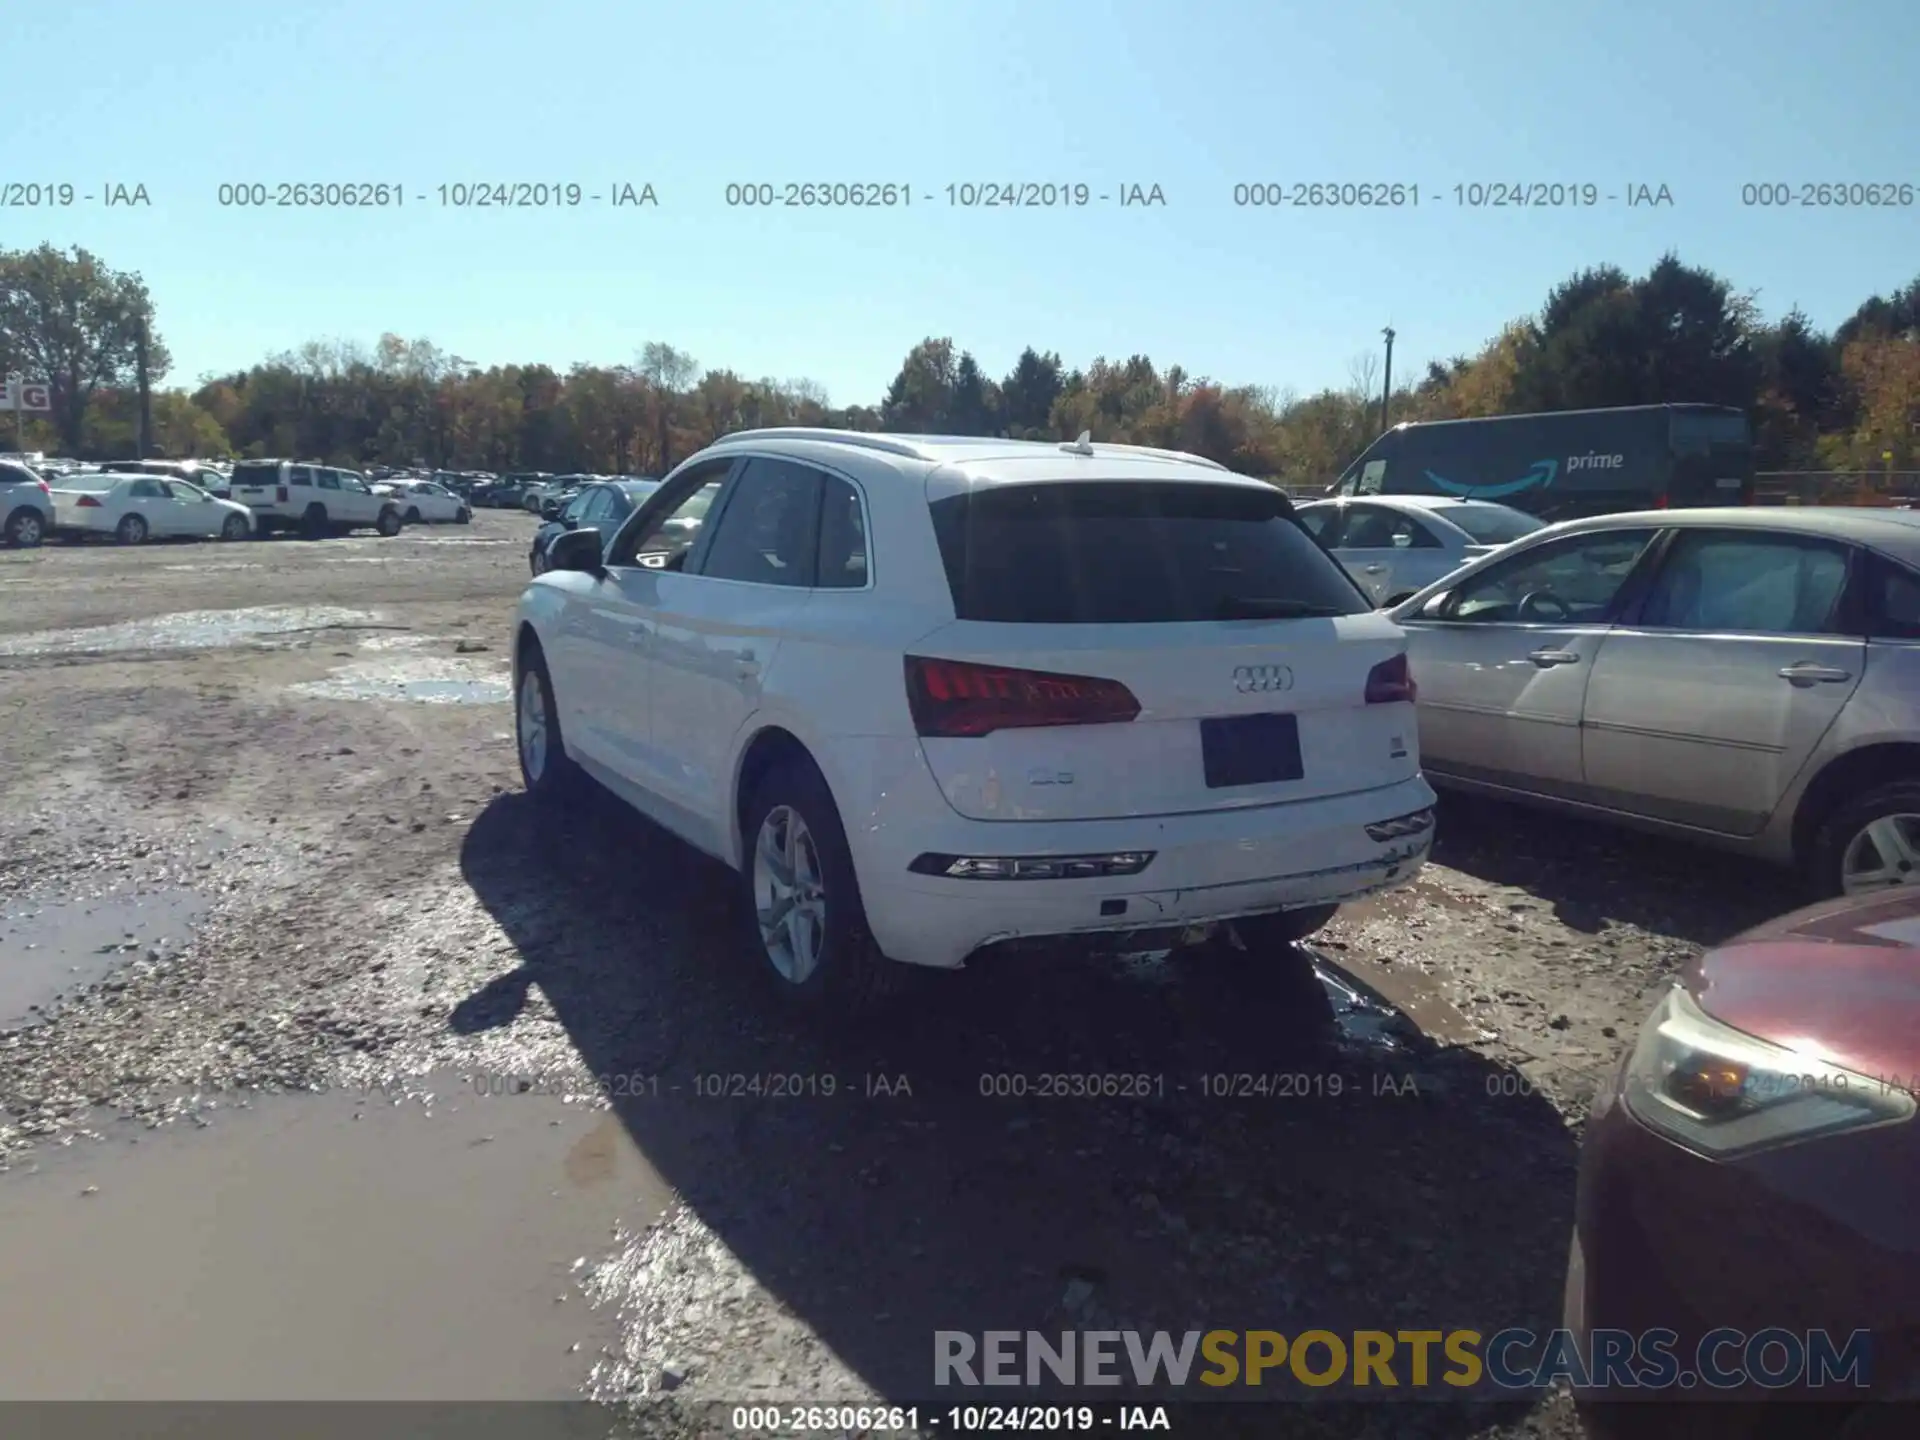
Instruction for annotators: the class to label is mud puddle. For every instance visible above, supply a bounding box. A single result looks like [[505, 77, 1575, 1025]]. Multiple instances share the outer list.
[[0, 606, 383, 658], [0, 886, 210, 1028], [289, 655, 510, 704], [0, 1072, 673, 1399], [1316, 950, 1487, 1048]]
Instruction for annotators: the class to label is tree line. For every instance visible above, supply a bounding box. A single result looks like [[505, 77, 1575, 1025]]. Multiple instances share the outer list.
[[2, 242, 1917, 481]]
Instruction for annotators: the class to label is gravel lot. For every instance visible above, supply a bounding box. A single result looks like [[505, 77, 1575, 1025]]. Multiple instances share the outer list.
[[0, 510, 1804, 1436]]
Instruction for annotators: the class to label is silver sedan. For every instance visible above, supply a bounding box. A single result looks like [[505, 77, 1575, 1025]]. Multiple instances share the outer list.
[[1388, 506, 1920, 897]]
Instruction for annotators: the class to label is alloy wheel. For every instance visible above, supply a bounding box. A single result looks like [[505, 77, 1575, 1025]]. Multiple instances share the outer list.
[[517, 670, 548, 781], [1841, 813, 1920, 893], [753, 805, 827, 984]]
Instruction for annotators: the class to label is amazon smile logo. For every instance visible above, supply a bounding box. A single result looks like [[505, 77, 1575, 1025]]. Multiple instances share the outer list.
[[1424, 459, 1558, 500]]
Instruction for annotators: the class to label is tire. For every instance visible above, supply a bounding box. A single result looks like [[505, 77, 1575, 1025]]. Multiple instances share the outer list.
[[220, 513, 249, 541], [299, 504, 328, 540], [115, 513, 148, 545], [1177, 908, 1339, 1032], [455, 507, 471, 525], [739, 756, 903, 1019], [515, 644, 586, 800], [1236, 904, 1340, 945], [376, 508, 403, 537], [4, 506, 46, 549], [1806, 779, 1920, 899], [404, 506, 422, 525]]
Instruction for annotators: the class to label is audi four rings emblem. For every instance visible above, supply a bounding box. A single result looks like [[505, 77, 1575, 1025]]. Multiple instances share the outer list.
[[1233, 664, 1294, 693]]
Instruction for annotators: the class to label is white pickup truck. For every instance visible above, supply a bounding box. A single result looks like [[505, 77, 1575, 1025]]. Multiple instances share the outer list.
[[228, 460, 404, 539]]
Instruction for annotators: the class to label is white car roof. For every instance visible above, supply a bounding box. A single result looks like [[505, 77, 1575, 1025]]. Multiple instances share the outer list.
[[699, 428, 1267, 502]]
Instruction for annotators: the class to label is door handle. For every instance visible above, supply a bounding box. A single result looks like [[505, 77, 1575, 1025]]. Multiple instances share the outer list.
[[1363, 564, 1387, 573], [1527, 649, 1580, 667], [1778, 664, 1852, 686]]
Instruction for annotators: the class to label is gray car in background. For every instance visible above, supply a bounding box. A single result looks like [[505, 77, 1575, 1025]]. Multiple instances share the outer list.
[[1296, 495, 1544, 607], [1389, 507, 1920, 897]]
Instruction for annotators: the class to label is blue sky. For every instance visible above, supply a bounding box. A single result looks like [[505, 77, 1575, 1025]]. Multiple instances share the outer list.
[[9, 0, 1918, 405]]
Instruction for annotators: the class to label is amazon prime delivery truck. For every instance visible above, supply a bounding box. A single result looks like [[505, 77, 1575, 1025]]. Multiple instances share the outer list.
[[1327, 403, 1753, 522]]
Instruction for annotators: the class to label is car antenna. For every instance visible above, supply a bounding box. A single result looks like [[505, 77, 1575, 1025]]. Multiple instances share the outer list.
[[1060, 430, 1094, 456]]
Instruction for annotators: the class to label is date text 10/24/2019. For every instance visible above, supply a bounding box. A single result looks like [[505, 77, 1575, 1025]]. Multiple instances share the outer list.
[[1230, 182, 1675, 208]]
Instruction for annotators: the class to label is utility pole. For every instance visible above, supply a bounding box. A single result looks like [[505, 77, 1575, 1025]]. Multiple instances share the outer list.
[[1380, 327, 1396, 434], [135, 317, 153, 459]]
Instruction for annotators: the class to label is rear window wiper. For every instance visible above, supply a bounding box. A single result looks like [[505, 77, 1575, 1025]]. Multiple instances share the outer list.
[[1216, 597, 1350, 619]]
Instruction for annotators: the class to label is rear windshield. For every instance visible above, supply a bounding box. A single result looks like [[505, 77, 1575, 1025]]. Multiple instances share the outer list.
[[231, 463, 281, 484], [1444, 505, 1545, 545], [929, 480, 1369, 624]]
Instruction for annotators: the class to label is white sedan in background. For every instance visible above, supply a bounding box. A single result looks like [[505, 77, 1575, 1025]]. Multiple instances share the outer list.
[[51, 472, 254, 544], [383, 480, 472, 525], [1295, 495, 1545, 607]]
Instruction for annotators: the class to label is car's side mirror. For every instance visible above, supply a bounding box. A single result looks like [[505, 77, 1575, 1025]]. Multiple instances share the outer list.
[[547, 527, 604, 574]]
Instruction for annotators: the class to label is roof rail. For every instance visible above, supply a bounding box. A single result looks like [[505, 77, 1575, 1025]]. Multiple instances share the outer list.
[[716, 427, 932, 459], [720, 426, 1234, 471], [1088, 442, 1230, 472]]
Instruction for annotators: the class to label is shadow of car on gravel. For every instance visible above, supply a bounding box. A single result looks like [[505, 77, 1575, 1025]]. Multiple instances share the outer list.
[[1431, 792, 1793, 946], [456, 787, 1575, 1433]]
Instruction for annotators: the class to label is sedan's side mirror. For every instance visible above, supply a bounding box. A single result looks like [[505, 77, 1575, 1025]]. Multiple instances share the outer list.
[[547, 527, 604, 574]]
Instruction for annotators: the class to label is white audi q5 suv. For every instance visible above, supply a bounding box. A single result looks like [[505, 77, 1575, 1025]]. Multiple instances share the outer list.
[[513, 429, 1436, 1014]]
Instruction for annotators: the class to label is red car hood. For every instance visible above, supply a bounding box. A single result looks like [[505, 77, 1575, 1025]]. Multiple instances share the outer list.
[[1688, 889, 1920, 1082]]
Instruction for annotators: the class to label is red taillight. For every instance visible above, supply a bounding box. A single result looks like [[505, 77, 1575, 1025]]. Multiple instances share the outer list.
[[75, 494, 102, 508], [904, 655, 1141, 737], [36, 480, 50, 496], [276, 486, 289, 503], [1365, 653, 1416, 705], [1653, 493, 1671, 510]]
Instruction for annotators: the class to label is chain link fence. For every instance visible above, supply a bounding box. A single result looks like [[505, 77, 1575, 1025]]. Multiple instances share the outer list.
[[1754, 471, 1920, 506]]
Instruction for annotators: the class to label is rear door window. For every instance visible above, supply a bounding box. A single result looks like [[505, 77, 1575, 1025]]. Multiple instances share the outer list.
[[696, 458, 821, 587], [814, 476, 867, 588], [1340, 505, 1437, 550], [1864, 553, 1920, 640], [929, 481, 1368, 623], [289, 466, 314, 487], [1638, 531, 1850, 634]]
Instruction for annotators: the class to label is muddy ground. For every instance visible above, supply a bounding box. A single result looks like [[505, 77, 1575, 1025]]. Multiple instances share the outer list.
[[0, 511, 1806, 1436]]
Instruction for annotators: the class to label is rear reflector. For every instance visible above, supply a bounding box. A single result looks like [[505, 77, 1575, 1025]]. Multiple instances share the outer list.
[[1364, 652, 1416, 704], [904, 655, 1141, 737], [75, 495, 102, 508], [908, 851, 1155, 880], [1365, 808, 1435, 843], [1653, 494, 1671, 509]]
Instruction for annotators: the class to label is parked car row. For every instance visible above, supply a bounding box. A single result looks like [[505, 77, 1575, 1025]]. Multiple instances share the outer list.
[[3, 459, 253, 545]]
